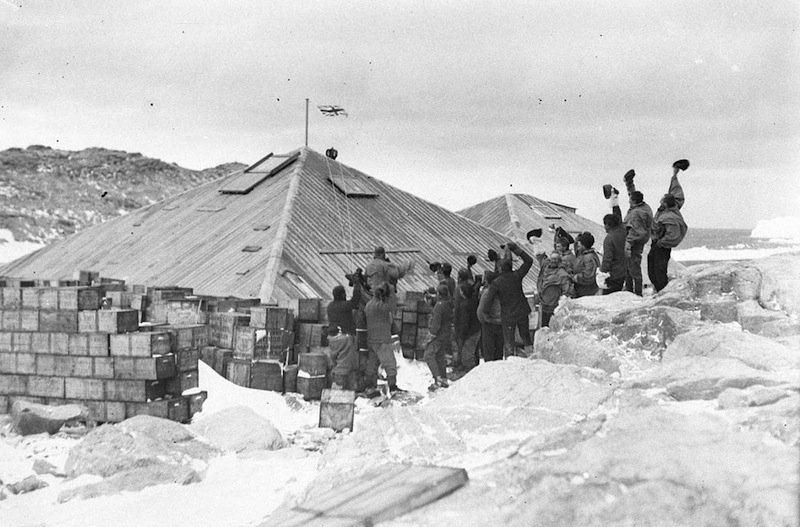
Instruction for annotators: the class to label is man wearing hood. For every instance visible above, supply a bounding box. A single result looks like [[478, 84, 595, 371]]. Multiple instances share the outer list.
[[365, 246, 414, 292], [325, 277, 363, 390], [648, 161, 689, 291], [600, 213, 627, 294], [572, 232, 601, 298], [536, 252, 572, 327]]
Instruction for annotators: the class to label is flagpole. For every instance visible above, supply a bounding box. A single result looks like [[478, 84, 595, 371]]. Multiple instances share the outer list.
[[305, 98, 309, 147]]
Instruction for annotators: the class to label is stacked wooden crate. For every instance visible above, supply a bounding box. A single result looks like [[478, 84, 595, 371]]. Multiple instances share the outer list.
[[394, 291, 430, 360], [0, 278, 207, 423]]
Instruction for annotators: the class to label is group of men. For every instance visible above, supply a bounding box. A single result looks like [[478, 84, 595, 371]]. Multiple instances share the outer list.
[[599, 159, 690, 296], [323, 159, 689, 394]]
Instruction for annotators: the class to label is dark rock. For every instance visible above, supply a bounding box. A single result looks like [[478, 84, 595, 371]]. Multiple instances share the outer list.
[[33, 458, 63, 477], [718, 385, 792, 409], [190, 406, 285, 453], [7, 475, 48, 495], [11, 400, 88, 436], [609, 305, 699, 355]]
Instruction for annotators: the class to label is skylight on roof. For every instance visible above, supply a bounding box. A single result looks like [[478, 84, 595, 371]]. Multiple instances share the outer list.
[[219, 152, 299, 194], [328, 176, 378, 197]]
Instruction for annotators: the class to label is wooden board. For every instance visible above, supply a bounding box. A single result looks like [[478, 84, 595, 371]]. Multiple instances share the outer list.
[[262, 463, 468, 527]]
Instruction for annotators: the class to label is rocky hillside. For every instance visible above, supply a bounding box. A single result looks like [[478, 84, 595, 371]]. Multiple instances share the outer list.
[[0, 145, 246, 243]]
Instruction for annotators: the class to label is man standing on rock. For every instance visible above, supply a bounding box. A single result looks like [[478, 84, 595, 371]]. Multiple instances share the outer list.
[[607, 169, 654, 296], [600, 213, 627, 294], [364, 283, 400, 396], [480, 241, 534, 358], [648, 160, 689, 292]]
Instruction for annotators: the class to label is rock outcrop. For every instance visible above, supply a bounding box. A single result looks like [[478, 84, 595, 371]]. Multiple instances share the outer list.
[[263, 254, 800, 527]]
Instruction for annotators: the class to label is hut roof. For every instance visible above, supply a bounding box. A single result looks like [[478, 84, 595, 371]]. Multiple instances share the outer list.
[[2, 148, 543, 301]]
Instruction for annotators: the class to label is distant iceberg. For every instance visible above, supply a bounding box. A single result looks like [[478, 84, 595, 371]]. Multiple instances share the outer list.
[[750, 217, 800, 242]]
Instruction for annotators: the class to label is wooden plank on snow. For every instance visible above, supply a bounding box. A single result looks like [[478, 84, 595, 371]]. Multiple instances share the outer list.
[[260, 463, 468, 526]]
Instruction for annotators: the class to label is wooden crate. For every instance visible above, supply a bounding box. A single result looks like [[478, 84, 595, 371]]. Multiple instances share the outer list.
[[0, 352, 16, 374], [208, 312, 250, 348], [402, 311, 418, 324], [31, 332, 50, 353], [39, 310, 78, 333], [126, 399, 169, 419], [50, 333, 69, 355], [233, 327, 257, 360], [15, 353, 35, 374], [401, 323, 417, 348], [403, 291, 425, 311], [165, 370, 198, 396], [297, 298, 322, 322], [417, 313, 430, 328], [114, 354, 177, 380], [78, 270, 101, 286], [165, 299, 208, 326], [175, 348, 199, 372], [98, 309, 139, 334], [65, 377, 105, 400], [110, 331, 172, 357], [226, 358, 251, 387], [12, 332, 32, 353], [188, 391, 208, 416], [77, 310, 99, 332], [163, 324, 207, 351], [105, 379, 165, 402], [250, 306, 293, 331], [93, 357, 115, 378], [318, 389, 355, 432], [58, 286, 103, 311], [21, 287, 40, 309], [251, 360, 283, 392], [0, 331, 10, 352], [416, 300, 433, 314], [39, 289, 59, 311], [2, 310, 21, 331], [1, 288, 22, 309], [200, 346, 233, 377]]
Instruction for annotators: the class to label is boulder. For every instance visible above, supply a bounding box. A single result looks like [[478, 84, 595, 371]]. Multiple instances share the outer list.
[[6, 475, 48, 495], [754, 253, 800, 317], [629, 356, 794, 400], [718, 385, 792, 409], [58, 464, 200, 503], [609, 305, 699, 355], [11, 400, 88, 436], [737, 299, 789, 335], [65, 415, 219, 479], [190, 406, 285, 453], [699, 294, 739, 323], [533, 328, 621, 373], [550, 292, 653, 334], [499, 406, 798, 527], [32, 458, 63, 477], [722, 393, 800, 446], [663, 325, 800, 372]]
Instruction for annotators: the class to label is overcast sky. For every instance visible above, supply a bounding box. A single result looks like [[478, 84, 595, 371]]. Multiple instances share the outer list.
[[1, 1, 798, 229]]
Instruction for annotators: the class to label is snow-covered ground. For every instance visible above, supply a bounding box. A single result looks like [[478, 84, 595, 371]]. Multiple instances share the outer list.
[[0, 353, 438, 527]]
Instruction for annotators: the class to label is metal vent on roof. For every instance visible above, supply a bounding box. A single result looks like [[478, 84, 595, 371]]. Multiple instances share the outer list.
[[220, 152, 299, 194], [196, 206, 226, 212], [543, 214, 563, 220], [253, 224, 270, 231], [328, 176, 378, 197], [242, 245, 262, 252]]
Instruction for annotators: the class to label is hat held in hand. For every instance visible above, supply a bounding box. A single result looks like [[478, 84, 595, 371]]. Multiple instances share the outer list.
[[672, 159, 690, 171], [526, 228, 543, 242]]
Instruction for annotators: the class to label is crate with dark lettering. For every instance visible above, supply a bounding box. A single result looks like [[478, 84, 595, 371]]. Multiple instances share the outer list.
[[166, 370, 198, 396], [319, 389, 355, 432], [251, 360, 283, 392], [165, 298, 208, 326], [114, 354, 177, 380], [208, 312, 250, 348], [233, 327, 257, 359], [98, 309, 139, 334], [110, 331, 171, 357], [163, 324, 207, 350], [105, 379, 165, 402], [226, 358, 251, 387], [58, 286, 103, 311]]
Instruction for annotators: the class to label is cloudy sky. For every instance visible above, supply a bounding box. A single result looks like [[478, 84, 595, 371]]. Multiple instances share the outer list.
[[1, 1, 798, 229]]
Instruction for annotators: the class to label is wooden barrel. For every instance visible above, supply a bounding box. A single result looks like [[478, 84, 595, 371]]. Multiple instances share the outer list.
[[250, 360, 283, 393], [297, 374, 326, 401], [298, 352, 328, 376], [356, 329, 368, 351], [284, 364, 299, 393]]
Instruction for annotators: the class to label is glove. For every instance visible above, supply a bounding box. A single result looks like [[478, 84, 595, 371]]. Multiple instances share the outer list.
[[505, 241, 520, 255]]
